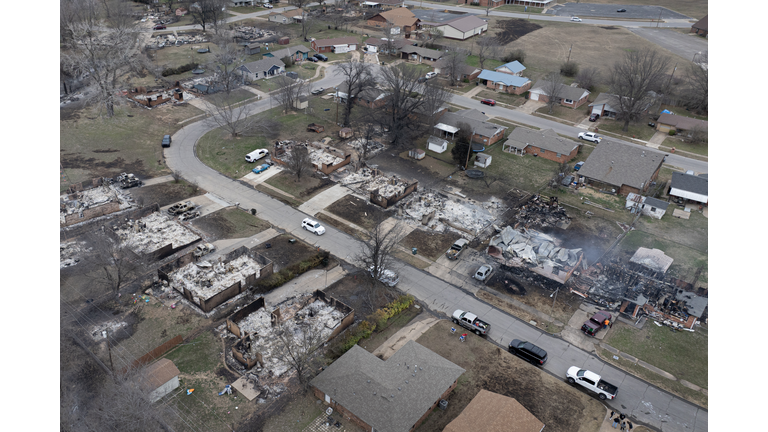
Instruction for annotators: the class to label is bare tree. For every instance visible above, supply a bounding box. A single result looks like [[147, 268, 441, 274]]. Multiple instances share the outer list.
[[321, 1, 352, 31], [684, 125, 708, 144], [85, 228, 142, 296], [381, 20, 398, 56], [187, 0, 228, 33], [60, 0, 142, 118], [273, 75, 311, 113], [377, 63, 450, 149], [209, 35, 247, 95], [420, 79, 451, 126], [356, 216, 404, 307], [92, 367, 174, 432], [442, 46, 469, 87], [203, 96, 282, 138], [335, 60, 375, 126], [475, 36, 500, 71], [608, 48, 671, 131], [273, 321, 327, 386], [541, 71, 565, 114], [682, 52, 707, 113], [351, 112, 380, 169], [288, 0, 313, 41], [576, 66, 601, 92], [285, 144, 314, 181]]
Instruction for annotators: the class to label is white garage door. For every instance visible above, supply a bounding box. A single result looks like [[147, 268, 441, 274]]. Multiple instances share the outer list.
[[591, 105, 602, 115], [530, 92, 539, 101]]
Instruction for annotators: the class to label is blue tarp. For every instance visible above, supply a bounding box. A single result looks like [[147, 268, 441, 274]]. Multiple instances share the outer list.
[[661, 109, 673, 114]]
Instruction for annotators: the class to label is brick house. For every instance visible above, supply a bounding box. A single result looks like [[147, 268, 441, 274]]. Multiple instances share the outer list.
[[356, 88, 391, 108], [263, 45, 311, 62], [477, 70, 531, 95], [577, 142, 667, 196], [655, 113, 708, 137], [434, 109, 508, 146], [433, 58, 481, 81], [502, 127, 580, 162], [399, 46, 444, 63], [310, 341, 465, 432], [311, 36, 359, 53], [367, 8, 420, 36], [588, 93, 653, 119], [364, 37, 414, 54], [529, 81, 590, 109], [236, 58, 285, 81], [444, 390, 545, 432], [691, 15, 708, 37]]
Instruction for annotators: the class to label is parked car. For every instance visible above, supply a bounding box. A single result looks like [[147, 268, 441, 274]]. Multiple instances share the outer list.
[[311, 87, 325, 95], [251, 163, 271, 174], [161, 135, 172, 148], [313, 53, 328, 61], [578, 132, 602, 143], [417, 77, 427, 83], [474, 265, 493, 281], [425, 71, 437, 79], [307, 56, 318, 62], [302, 218, 326, 235], [263, 3, 273, 8], [153, 24, 166, 30], [452, 309, 491, 336], [245, 148, 269, 163], [480, 99, 496, 106], [589, 113, 600, 122], [445, 238, 469, 260], [617, 8, 627, 12], [369, 266, 400, 287], [570, 17, 582, 22], [574, 161, 585, 171], [566, 367, 618, 400], [508, 339, 548, 366]]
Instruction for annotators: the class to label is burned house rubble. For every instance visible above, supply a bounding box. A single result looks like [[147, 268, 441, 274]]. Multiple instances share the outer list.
[[400, 188, 507, 236], [488, 226, 583, 284], [514, 195, 571, 230], [340, 167, 418, 209], [570, 248, 707, 329], [60, 241, 91, 269], [222, 292, 354, 400], [272, 141, 352, 175], [60, 181, 135, 226], [113, 212, 201, 256], [125, 84, 194, 108]]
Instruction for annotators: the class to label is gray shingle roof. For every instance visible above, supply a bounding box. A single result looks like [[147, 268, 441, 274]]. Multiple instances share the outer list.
[[412, 9, 468, 24], [578, 142, 666, 190], [239, 58, 285, 75], [670, 171, 708, 195], [656, 113, 708, 131], [399, 46, 444, 60], [444, 15, 488, 33], [643, 197, 669, 210], [310, 341, 465, 432], [438, 110, 507, 139], [312, 36, 358, 47], [530, 81, 589, 102], [504, 128, 579, 155]]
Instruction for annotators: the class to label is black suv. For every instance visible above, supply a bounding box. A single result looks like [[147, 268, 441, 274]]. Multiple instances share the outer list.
[[508, 339, 548, 366], [313, 53, 328, 62], [162, 135, 172, 148]]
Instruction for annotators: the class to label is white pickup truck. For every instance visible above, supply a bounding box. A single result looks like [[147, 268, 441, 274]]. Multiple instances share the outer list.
[[452, 310, 491, 336], [566, 366, 618, 400]]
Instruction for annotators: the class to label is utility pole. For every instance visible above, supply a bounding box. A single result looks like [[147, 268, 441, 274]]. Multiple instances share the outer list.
[[656, 10, 662, 27], [666, 63, 678, 92], [464, 128, 475, 170], [106, 328, 115, 372], [335, 87, 339, 126], [566, 44, 573, 64]]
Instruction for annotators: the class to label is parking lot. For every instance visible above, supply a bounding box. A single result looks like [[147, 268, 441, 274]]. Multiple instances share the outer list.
[[547, 3, 691, 20]]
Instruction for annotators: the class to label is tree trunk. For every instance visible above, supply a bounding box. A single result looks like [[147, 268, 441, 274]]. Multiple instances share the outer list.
[[622, 119, 630, 132]]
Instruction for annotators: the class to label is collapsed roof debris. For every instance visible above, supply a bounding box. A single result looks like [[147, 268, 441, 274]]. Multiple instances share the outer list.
[[273, 141, 351, 174], [309, 147, 344, 166], [170, 256, 262, 305], [629, 247, 673, 274], [60, 183, 134, 225], [113, 212, 200, 255], [341, 167, 414, 199], [146, 33, 210, 49], [60, 241, 91, 269], [400, 189, 507, 236], [488, 226, 583, 284], [514, 195, 571, 230], [347, 138, 385, 158]]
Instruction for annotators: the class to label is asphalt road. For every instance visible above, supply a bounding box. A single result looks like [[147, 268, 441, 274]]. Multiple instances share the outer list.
[[164, 68, 708, 431], [628, 28, 708, 63], [548, 3, 691, 20]]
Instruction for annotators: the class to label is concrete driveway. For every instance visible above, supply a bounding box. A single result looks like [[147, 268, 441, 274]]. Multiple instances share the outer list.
[[548, 3, 691, 20], [628, 28, 707, 62]]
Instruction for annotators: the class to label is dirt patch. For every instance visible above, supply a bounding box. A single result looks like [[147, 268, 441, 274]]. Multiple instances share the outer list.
[[399, 229, 460, 261], [191, 207, 272, 240], [325, 273, 390, 319], [60, 153, 151, 180], [252, 234, 321, 272], [493, 19, 544, 45], [325, 195, 388, 231], [129, 181, 206, 208], [415, 321, 604, 432]]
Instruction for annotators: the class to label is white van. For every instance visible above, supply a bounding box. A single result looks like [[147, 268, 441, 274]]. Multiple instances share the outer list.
[[245, 149, 268, 163]]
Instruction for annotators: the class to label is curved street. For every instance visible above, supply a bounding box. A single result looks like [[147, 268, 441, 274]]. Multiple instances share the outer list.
[[165, 65, 707, 431]]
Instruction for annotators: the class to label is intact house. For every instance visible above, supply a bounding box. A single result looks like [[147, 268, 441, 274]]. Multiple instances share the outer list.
[[529, 81, 590, 109], [268, 8, 304, 24], [263, 45, 311, 62], [588, 92, 654, 119], [655, 113, 708, 137], [434, 109, 508, 146], [310, 340, 465, 432], [502, 127, 580, 162], [364, 37, 414, 54], [244, 42, 261, 55], [577, 141, 666, 196], [494, 60, 526, 76], [625, 192, 669, 219], [236, 58, 285, 81], [367, 8, 420, 37], [311, 36, 359, 53], [357, 87, 391, 108], [691, 15, 708, 36], [669, 171, 708, 205], [433, 58, 481, 81], [141, 359, 180, 403], [399, 46, 444, 64], [444, 390, 545, 432], [359, 0, 405, 9], [477, 70, 532, 95], [424, 15, 488, 40]]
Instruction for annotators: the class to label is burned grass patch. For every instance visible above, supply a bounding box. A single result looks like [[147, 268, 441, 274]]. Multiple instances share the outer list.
[[129, 181, 205, 208], [493, 19, 543, 45], [325, 195, 388, 231], [252, 234, 321, 272], [399, 229, 460, 261], [191, 207, 272, 240]]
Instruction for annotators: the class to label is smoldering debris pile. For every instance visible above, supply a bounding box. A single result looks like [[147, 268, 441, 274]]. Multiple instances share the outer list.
[[113, 212, 201, 255], [60, 241, 91, 269], [514, 195, 571, 229], [60, 184, 134, 225], [171, 255, 262, 302], [233, 295, 344, 377], [401, 190, 507, 235], [489, 226, 582, 268]]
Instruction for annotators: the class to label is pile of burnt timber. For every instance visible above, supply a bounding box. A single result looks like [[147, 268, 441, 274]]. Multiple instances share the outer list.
[[514, 195, 570, 229]]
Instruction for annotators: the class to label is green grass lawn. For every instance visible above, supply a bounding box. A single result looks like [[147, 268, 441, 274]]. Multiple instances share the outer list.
[[196, 126, 271, 179], [151, 43, 222, 71], [477, 89, 526, 107], [228, 5, 266, 13], [597, 119, 657, 141], [264, 171, 333, 200], [165, 331, 221, 374], [660, 137, 708, 157], [536, 104, 589, 125], [617, 228, 708, 282], [605, 322, 708, 389], [482, 142, 561, 192], [465, 55, 504, 71], [209, 88, 257, 107]]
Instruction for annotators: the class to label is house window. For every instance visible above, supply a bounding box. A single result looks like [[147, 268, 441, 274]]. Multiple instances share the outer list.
[[564, 98, 574, 104], [540, 149, 545, 154], [651, 207, 657, 212], [557, 153, 561, 157]]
